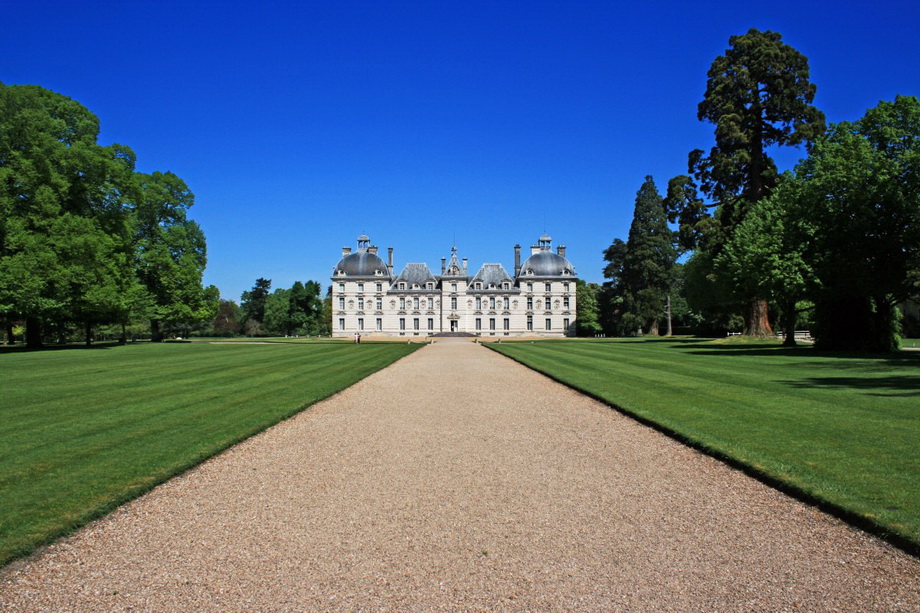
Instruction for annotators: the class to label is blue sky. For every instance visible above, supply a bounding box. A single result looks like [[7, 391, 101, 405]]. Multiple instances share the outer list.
[[3, 1, 918, 300]]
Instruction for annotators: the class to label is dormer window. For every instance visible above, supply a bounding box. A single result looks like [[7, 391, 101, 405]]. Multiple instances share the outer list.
[[502, 282, 509, 290], [476, 283, 482, 290], [399, 282, 406, 290]]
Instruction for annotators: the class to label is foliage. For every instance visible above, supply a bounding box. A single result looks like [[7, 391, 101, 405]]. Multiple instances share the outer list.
[[0, 82, 215, 346], [715, 177, 814, 344], [791, 95, 920, 351], [680, 29, 826, 337], [240, 277, 271, 325], [603, 176, 676, 335], [490, 338, 920, 550], [574, 279, 602, 336], [210, 299, 242, 336]]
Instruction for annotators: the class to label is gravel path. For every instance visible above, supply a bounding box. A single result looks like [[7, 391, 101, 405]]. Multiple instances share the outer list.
[[2, 339, 919, 611]]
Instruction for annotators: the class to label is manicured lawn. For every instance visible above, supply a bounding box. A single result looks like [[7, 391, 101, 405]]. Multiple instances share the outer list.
[[0, 340, 418, 566], [490, 337, 920, 551]]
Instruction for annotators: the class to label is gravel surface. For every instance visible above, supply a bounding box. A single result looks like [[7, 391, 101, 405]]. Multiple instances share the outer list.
[[2, 339, 919, 611]]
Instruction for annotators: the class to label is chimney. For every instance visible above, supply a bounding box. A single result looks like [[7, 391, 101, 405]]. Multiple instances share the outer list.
[[557, 245, 566, 258], [441, 257, 446, 274], [531, 245, 540, 255], [514, 244, 521, 275], [342, 246, 352, 256], [368, 246, 378, 255], [387, 247, 394, 276], [462, 258, 468, 274]]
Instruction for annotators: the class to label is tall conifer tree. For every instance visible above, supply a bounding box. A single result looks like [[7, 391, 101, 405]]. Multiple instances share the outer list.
[[604, 176, 676, 335]]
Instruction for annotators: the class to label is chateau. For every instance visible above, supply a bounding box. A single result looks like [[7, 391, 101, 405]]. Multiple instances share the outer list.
[[332, 234, 577, 338]]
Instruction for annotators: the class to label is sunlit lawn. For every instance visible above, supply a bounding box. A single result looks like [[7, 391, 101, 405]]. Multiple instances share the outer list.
[[0, 340, 418, 566], [490, 337, 920, 551]]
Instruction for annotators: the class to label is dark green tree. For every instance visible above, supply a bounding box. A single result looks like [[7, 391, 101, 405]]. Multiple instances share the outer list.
[[134, 171, 217, 341], [686, 28, 826, 337], [240, 278, 271, 326], [0, 83, 142, 346], [604, 176, 677, 335], [574, 279, 602, 336], [793, 95, 920, 351]]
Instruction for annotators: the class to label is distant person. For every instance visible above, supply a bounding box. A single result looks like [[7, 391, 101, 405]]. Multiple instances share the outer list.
[[354, 332, 359, 344]]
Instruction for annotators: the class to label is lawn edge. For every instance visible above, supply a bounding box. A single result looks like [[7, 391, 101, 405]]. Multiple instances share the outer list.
[[0, 343, 423, 569], [486, 343, 920, 559]]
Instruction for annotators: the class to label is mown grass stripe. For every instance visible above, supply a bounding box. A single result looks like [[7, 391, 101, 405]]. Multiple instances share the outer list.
[[0, 341, 419, 567], [489, 338, 920, 556]]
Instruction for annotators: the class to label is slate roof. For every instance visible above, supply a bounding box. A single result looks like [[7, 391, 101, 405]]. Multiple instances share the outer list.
[[393, 262, 436, 288], [470, 263, 514, 289]]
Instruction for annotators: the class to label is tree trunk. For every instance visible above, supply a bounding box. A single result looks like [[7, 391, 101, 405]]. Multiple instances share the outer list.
[[119, 323, 127, 345], [85, 321, 93, 347], [782, 298, 797, 347], [150, 319, 163, 342], [647, 318, 659, 336], [3, 323, 13, 344], [25, 316, 43, 348], [665, 294, 673, 337], [743, 298, 774, 337]]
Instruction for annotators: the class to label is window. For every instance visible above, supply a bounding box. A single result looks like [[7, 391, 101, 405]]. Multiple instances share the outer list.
[[489, 297, 496, 309], [357, 283, 364, 292], [427, 282, 433, 290], [545, 282, 552, 292], [503, 297, 509, 309], [451, 297, 457, 309], [563, 297, 570, 309], [489, 318, 496, 331], [413, 318, 419, 330], [338, 296, 345, 310], [502, 282, 509, 290], [413, 297, 419, 309], [545, 318, 552, 330], [545, 298, 551, 310], [475, 318, 482, 331], [564, 282, 570, 292], [451, 283, 458, 292], [338, 318, 345, 331], [399, 318, 405, 331], [527, 316, 533, 331], [357, 298, 364, 310], [527, 297, 533, 310], [376, 283, 382, 292], [399, 297, 405, 309], [527, 282, 533, 291], [357, 318, 364, 331], [376, 298, 382, 310], [399, 282, 405, 290], [338, 283, 345, 292], [476, 282, 482, 289], [564, 318, 570, 330], [376, 318, 382, 331], [475, 297, 481, 309], [427, 318, 434, 331], [503, 318, 510, 331]]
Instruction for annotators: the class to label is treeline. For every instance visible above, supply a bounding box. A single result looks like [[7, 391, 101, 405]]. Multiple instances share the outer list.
[[203, 278, 332, 338], [0, 83, 218, 347], [589, 29, 920, 351]]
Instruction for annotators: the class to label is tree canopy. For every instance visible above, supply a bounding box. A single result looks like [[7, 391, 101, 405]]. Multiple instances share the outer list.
[[0, 82, 217, 346]]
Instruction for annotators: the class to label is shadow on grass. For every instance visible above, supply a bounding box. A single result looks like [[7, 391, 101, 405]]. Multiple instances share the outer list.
[[0, 341, 125, 355], [680, 343, 920, 362], [780, 376, 920, 397]]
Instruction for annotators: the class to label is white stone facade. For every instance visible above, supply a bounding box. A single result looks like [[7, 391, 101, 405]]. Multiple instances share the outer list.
[[332, 234, 577, 338]]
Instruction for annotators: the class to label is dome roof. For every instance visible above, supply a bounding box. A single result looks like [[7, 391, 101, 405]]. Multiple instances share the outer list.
[[334, 250, 389, 277], [519, 250, 575, 277]]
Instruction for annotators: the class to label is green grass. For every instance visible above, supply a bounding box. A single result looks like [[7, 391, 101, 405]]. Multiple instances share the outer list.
[[0, 340, 418, 566], [489, 337, 920, 552]]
